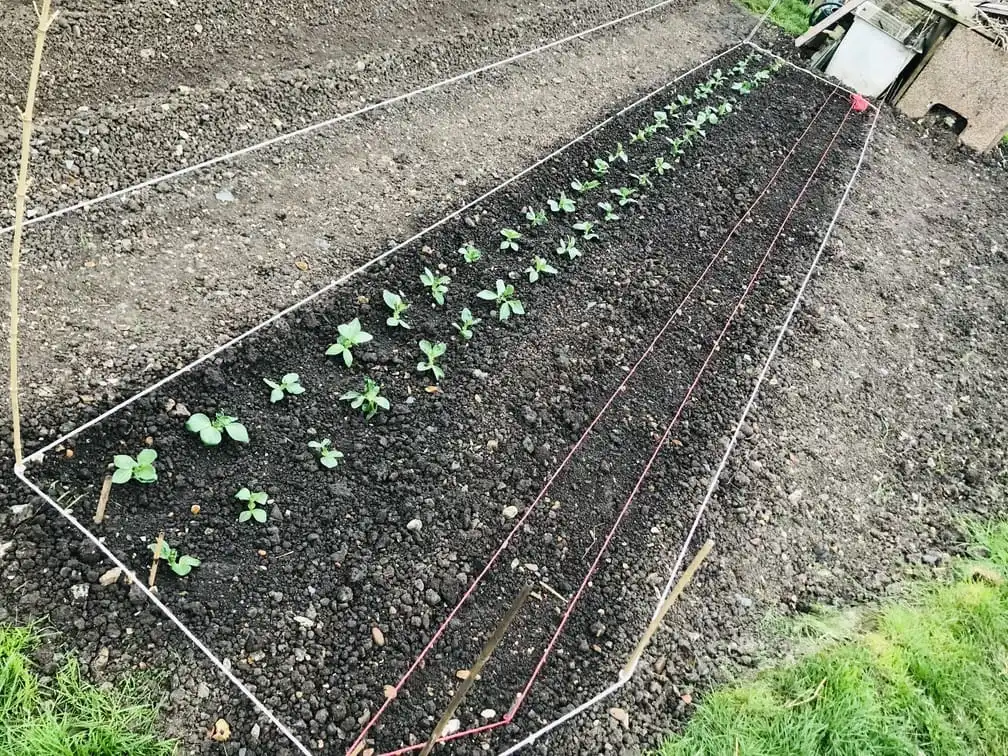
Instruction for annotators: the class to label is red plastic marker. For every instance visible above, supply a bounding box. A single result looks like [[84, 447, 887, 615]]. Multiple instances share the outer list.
[[850, 92, 870, 113]]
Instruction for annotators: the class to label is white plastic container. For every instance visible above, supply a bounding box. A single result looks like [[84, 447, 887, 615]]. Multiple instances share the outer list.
[[825, 3, 917, 97]]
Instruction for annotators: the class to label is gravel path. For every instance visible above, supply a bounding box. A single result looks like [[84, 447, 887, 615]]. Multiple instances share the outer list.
[[0, 1, 1006, 754]]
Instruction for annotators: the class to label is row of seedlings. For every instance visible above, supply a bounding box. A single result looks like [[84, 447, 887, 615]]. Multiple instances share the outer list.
[[109, 53, 786, 578]]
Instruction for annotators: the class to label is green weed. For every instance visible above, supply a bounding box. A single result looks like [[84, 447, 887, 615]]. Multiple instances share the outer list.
[[0, 624, 175, 756]]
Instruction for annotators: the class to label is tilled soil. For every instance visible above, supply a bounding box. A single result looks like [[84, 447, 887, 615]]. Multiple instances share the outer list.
[[1, 0, 751, 438], [1, 4, 1006, 756], [27, 49, 872, 755]]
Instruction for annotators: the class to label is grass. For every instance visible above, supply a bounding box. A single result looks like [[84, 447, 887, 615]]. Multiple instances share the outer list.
[[0, 624, 176, 756], [658, 521, 1008, 756], [739, 0, 811, 37]]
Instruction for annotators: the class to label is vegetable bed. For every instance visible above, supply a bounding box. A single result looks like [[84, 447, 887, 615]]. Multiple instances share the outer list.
[[28, 46, 871, 755]]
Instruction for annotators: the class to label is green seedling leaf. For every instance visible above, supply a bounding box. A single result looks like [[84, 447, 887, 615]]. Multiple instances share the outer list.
[[340, 377, 390, 419], [309, 438, 345, 468], [383, 289, 412, 329], [524, 207, 547, 227], [499, 228, 521, 252], [417, 339, 447, 382], [477, 279, 524, 321], [326, 318, 373, 367], [452, 307, 482, 340], [420, 267, 451, 306]]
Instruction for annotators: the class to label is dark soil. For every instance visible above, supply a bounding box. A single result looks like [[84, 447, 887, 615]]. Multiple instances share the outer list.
[[26, 46, 871, 755]]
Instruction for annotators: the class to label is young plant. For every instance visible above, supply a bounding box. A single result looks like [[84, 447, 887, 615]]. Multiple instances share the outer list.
[[308, 438, 345, 469], [340, 377, 390, 420], [694, 81, 714, 100], [732, 80, 754, 95], [630, 127, 649, 144], [556, 236, 581, 260], [571, 178, 600, 194], [326, 317, 373, 367], [547, 192, 576, 214], [591, 157, 609, 176], [711, 69, 726, 87], [632, 171, 653, 188], [148, 540, 200, 577], [185, 412, 249, 446], [717, 100, 734, 118], [572, 220, 599, 240], [677, 93, 693, 107], [524, 207, 547, 227], [420, 267, 451, 306], [685, 113, 709, 135], [525, 255, 558, 283], [607, 142, 628, 164], [667, 136, 687, 161], [597, 202, 620, 222], [477, 279, 525, 321], [653, 110, 669, 130], [416, 339, 447, 382], [458, 243, 483, 264], [499, 228, 522, 252], [611, 186, 639, 207], [452, 307, 482, 340], [111, 449, 157, 484], [755, 68, 772, 83], [654, 156, 673, 175], [235, 488, 268, 524], [263, 373, 305, 403], [383, 289, 412, 329]]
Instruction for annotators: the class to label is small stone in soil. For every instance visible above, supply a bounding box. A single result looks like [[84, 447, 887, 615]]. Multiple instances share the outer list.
[[407, 518, 423, 531], [502, 505, 519, 519], [372, 626, 385, 646], [98, 567, 121, 586]]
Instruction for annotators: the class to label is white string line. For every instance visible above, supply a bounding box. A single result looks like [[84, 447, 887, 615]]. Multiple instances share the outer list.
[[744, 40, 877, 109], [12, 467, 316, 756], [0, 0, 753, 237], [655, 103, 881, 614], [494, 103, 881, 756], [497, 681, 624, 756], [21, 43, 744, 464], [743, 0, 782, 42]]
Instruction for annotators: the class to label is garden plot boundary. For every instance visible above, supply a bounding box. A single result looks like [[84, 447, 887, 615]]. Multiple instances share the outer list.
[[14, 43, 751, 756], [0, 0, 782, 238], [17, 82, 879, 756], [11, 22, 880, 756]]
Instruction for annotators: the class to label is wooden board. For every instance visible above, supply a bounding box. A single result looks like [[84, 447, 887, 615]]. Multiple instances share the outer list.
[[795, 0, 870, 48]]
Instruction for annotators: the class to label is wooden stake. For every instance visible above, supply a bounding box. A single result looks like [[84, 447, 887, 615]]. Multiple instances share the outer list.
[[148, 531, 165, 588], [9, 0, 58, 466], [620, 539, 714, 680], [419, 584, 532, 756], [94, 475, 112, 524]]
